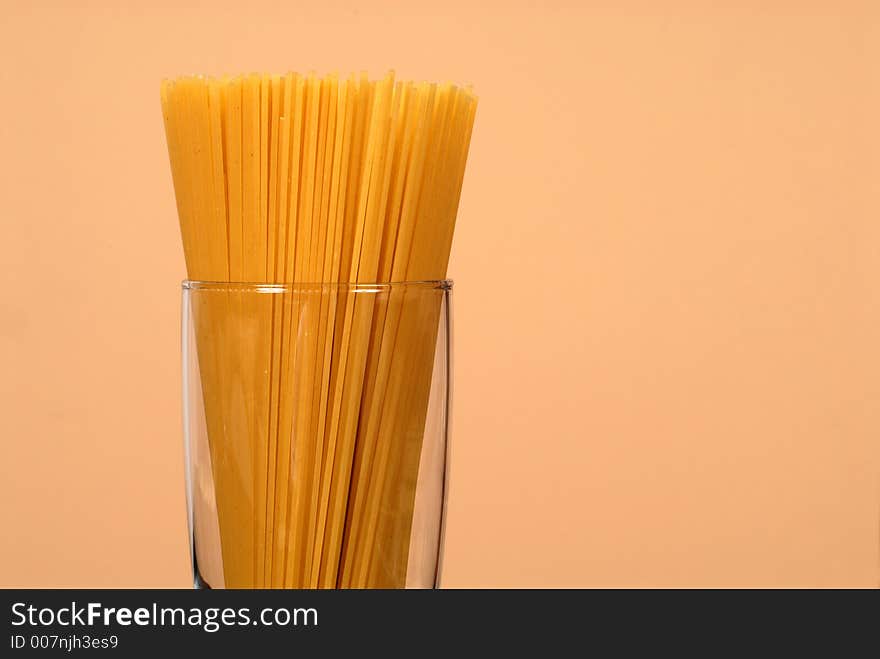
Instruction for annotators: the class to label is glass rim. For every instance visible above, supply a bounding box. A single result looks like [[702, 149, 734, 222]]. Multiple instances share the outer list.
[[182, 279, 453, 292]]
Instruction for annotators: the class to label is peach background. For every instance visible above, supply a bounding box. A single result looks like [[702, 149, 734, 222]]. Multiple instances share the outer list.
[[1, 1, 878, 587]]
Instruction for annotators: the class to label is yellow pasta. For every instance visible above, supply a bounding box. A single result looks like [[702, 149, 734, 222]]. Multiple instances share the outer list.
[[162, 71, 477, 588]]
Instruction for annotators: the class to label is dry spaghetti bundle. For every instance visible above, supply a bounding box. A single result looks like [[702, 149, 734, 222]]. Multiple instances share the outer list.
[[161, 72, 476, 588]]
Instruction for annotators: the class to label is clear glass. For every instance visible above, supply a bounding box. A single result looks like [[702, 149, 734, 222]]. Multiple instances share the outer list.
[[182, 281, 452, 589]]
